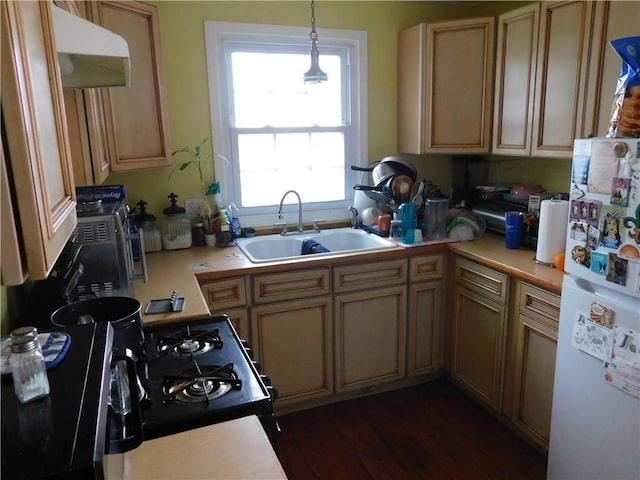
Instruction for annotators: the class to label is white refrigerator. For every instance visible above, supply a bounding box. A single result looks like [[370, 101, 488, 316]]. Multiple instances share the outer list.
[[547, 138, 640, 479]]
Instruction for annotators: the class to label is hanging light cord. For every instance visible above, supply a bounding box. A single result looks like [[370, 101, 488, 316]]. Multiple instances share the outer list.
[[303, 0, 327, 83], [310, 0, 318, 42]]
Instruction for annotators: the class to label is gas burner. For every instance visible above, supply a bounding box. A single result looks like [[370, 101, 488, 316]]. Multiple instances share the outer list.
[[156, 327, 223, 357], [163, 362, 242, 403]]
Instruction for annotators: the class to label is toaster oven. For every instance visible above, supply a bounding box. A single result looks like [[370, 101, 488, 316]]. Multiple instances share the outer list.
[[70, 199, 147, 301]]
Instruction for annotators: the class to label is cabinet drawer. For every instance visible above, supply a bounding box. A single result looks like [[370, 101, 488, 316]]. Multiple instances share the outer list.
[[454, 257, 509, 304], [334, 259, 407, 294], [518, 282, 560, 330], [200, 277, 248, 311], [410, 254, 444, 282], [253, 268, 330, 305]]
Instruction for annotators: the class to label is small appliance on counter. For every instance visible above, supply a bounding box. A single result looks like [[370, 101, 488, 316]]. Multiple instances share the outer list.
[[73, 186, 147, 300]]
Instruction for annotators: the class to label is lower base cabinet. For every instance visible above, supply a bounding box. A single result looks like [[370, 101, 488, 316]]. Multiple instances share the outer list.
[[251, 297, 333, 406], [335, 285, 407, 392], [407, 281, 442, 376], [508, 281, 560, 451], [451, 285, 507, 411]]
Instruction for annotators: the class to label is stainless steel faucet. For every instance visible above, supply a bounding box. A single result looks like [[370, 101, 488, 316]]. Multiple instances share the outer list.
[[277, 190, 304, 235], [348, 206, 359, 229]]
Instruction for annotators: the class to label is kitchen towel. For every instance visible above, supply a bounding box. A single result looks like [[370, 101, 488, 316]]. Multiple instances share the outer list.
[[1, 332, 71, 375], [536, 199, 570, 264], [301, 239, 330, 255]]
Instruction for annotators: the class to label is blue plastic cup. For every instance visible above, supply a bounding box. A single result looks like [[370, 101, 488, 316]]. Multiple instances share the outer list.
[[400, 203, 416, 244], [505, 211, 524, 249]]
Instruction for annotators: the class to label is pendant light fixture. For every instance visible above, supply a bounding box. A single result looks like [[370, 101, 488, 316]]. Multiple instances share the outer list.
[[303, 0, 328, 83]]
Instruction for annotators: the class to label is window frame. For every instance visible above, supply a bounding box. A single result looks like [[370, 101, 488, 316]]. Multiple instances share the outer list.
[[204, 20, 368, 228]]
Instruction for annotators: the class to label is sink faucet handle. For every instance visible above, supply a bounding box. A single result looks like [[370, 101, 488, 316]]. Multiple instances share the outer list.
[[312, 219, 326, 232], [274, 221, 288, 235]]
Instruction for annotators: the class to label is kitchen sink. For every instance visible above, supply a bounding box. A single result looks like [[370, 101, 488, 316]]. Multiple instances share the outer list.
[[236, 227, 399, 263]]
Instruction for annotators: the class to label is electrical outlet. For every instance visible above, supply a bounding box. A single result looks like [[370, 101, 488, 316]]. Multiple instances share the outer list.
[[184, 198, 204, 218]]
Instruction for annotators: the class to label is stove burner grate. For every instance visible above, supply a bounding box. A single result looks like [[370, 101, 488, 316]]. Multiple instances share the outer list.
[[157, 327, 223, 357], [163, 362, 242, 403]]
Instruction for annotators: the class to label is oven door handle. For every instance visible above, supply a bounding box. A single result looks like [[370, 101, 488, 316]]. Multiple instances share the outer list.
[[106, 350, 144, 454]]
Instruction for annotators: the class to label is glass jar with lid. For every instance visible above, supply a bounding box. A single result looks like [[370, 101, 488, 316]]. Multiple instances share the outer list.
[[135, 199, 162, 252], [161, 193, 192, 250], [11, 335, 50, 404]]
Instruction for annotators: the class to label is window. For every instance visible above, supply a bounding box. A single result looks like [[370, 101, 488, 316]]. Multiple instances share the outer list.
[[205, 21, 367, 227]]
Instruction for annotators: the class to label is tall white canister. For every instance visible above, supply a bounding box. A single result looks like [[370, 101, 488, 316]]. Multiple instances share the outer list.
[[535, 198, 570, 265]]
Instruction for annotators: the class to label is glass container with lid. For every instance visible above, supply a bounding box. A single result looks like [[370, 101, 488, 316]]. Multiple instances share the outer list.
[[11, 335, 50, 404], [161, 193, 192, 250], [135, 199, 162, 252]]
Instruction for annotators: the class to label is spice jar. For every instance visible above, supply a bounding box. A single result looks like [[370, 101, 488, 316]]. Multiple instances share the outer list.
[[11, 335, 50, 404], [192, 222, 206, 246], [10, 326, 41, 353]]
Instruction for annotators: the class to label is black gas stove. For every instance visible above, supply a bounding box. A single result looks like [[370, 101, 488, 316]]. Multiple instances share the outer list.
[[141, 315, 280, 444]]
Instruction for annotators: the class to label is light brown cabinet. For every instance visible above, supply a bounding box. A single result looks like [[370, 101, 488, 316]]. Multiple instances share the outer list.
[[201, 269, 334, 407], [407, 254, 444, 376], [250, 268, 333, 406], [64, 88, 111, 186], [508, 281, 559, 451], [492, 3, 539, 155], [200, 276, 250, 339], [398, 17, 495, 154], [335, 285, 407, 392], [251, 297, 333, 406], [450, 257, 509, 411], [334, 259, 408, 392], [1, 0, 77, 282], [530, 1, 598, 157], [492, 1, 608, 158], [90, 0, 171, 171], [587, 0, 640, 138]]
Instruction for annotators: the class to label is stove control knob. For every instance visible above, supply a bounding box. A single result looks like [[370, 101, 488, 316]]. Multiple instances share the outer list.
[[240, 339, 254, 359], [266, 385, 279, 402], [259, 374, 272, 386], [252, 360, 262, 372]]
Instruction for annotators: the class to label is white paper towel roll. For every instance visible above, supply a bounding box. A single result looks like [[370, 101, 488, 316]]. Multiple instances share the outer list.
[[536, 199, 570, 264]]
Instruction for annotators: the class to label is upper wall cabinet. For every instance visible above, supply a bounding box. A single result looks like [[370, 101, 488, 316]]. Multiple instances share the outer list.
[[398, 17, 495, 154], [491, 3, 539, 156], [530, 1, 598, 158], [493, 1, 634, 158], [1, 0, 77, 281], [586, 1, 640, 138], [90, 0, 171, 171]]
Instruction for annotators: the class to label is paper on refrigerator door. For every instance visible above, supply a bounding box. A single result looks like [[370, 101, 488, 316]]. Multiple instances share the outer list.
[[571, 311, 614, 362], [604, 325, 640, 399]]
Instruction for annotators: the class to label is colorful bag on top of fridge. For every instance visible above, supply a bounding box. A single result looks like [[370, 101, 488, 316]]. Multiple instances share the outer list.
[[607, 36, 640, 138]]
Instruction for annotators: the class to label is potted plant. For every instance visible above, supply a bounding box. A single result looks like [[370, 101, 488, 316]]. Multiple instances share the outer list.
[[169, 135, 213, 196], [170, 136, 221, 243]]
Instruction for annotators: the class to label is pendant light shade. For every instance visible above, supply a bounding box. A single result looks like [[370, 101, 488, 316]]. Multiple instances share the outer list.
[[303, 0, 327, 83]]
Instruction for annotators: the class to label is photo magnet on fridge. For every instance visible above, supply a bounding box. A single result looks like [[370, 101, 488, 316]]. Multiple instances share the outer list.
[[606, 253, 628, 286], [600, 206, 626, 249], [611, 177, 631, 206], [590, 251, 608, 275]]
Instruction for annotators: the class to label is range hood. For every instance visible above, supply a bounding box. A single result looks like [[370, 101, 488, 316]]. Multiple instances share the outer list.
[[51, 5, 130, 88]]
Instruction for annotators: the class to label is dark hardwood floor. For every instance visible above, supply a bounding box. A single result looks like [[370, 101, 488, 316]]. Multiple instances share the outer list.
[[276, 378, 547, 480]]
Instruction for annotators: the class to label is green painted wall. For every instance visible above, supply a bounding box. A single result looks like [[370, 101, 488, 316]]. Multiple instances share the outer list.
[[106, 0, 550, 219]]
